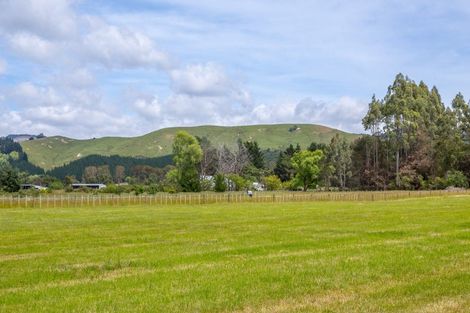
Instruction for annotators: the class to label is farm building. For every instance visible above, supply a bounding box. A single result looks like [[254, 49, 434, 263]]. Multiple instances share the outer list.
[[71, 183, 107, 190]]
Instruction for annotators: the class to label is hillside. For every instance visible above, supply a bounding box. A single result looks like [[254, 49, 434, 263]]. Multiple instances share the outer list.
[[20, 124, 360, 170]]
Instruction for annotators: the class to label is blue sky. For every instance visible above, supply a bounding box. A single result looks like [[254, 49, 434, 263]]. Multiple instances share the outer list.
[[1, 0, 470, 138]]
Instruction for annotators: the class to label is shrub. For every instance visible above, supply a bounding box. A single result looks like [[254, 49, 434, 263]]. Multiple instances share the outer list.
[[227, 174, 248, 191], [48, 180, 64, 191], [263, 175, 282, 191], [446, 170, 469, 188], [214, 174, 227, 192], [101, 184, 124, 195]]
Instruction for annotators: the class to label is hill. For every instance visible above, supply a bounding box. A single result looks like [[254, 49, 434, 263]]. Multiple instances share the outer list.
[[20, 124, 360, 170]]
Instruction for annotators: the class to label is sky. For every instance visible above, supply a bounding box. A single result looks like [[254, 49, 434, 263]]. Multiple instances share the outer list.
[[1, 0, 470, 138]]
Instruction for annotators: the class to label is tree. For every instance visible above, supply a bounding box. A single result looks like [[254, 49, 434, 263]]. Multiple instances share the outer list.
[[244, 140, 264, 169], [327, 134, 352, 190], [172, 131, 203, 192], [273, 144, 300, 182], [83, 166, 98, 183], [291, 150, 323, 191], [362, 95, 383, 171], [0, 155, 20, 192], [96, 165, 112, 183], [115, 165, 126, 183], [216, 141, 250, 175], [307, 142, 327, 152], [452, 92, 470, 144], [197, 136, 218, 176]]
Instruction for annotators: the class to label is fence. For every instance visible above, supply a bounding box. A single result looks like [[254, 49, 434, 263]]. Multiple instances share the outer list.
[[1, 189, 469, 209]]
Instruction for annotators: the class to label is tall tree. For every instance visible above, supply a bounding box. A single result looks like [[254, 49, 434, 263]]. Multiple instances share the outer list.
[[244, 140, 264, 169], [327, 134, 352, 190], [197, 136, 218, 176], [96, 165, 112, 183], [83, 166, 98, 183], [452, 92, 470, 144], [291, 150, 323, 191], [172, 131, 203, 192], [362, 95, 382, 171], [114, 165, 126, 183]]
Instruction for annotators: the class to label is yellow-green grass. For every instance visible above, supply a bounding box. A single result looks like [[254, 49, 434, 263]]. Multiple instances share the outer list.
[[1, 196, 469, 312], [20, 124, 358, 170]]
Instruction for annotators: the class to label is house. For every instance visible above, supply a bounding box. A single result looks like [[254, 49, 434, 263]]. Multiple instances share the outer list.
[[71, 183, 106, 190], [20, 184, 47, 191], [252, 182, 265, 191]]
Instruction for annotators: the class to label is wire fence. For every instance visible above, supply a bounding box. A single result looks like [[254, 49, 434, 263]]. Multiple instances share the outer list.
[[1, 189, 469, 209]]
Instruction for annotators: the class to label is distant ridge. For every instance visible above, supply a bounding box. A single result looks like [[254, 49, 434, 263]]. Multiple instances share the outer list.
[[20, 124, 360, 170]]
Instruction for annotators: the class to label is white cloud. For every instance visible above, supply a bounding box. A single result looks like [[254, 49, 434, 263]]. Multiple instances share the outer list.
[[11, 82, 61, 107], [170, 63, 237, 97], [81, 18, 171, 69], [0, 0, 77, 39], [8, 32, 58, 61], [1, 81, 141, 137], [133, 96, 162, 120]]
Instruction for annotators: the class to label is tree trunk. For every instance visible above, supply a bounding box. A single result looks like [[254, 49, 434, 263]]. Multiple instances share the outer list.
[[395, 149, 400, 187]]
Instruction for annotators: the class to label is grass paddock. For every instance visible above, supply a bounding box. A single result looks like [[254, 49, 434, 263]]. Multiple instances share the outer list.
[[1, 196, 469, 312]]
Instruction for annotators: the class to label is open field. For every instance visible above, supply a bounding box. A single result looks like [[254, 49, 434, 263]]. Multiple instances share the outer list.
[[20, 124, 358, 170], [1, 197, 469, 312]]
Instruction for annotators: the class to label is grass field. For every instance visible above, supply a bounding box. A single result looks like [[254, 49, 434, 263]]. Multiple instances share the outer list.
[[20, 124, 358, 170], [1, 196, 469, 312]]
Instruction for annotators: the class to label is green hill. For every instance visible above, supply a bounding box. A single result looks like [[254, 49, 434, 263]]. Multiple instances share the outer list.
[[20, 124, 360, 170]]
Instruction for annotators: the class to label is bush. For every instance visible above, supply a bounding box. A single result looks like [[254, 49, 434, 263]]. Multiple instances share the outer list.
[[446, 170, 469, 188], [214, 174, 227, 192], [101, 184, 124, 195], [48, 180, 64, 191], [263, 175, 282, 191], [282, 179, 297, 191], [133, 185, 145, 195], [227, 174, 248, 191]]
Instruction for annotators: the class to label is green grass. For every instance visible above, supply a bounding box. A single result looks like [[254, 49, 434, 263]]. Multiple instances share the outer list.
[[20, 124, 359, 170], [1, 196, 469, 312]]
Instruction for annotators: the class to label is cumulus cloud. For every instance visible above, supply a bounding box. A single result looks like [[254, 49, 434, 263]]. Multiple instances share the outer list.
[[81, 18, 172, 69], [0, 0, 77, 39], [250, 97, 367, 133], [11, 82, 61, 107], [0, 0, 170, 69], [1, 80, 141, 137], [8, 32, 58, 62], [171, 63, 240, 97]]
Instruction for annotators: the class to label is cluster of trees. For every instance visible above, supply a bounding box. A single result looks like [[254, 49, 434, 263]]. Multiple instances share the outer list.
[[0, 137, 44, 192], [167, 131, 329, 192], [49, 154, 173, 182], [356, 74, 470, 190]]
